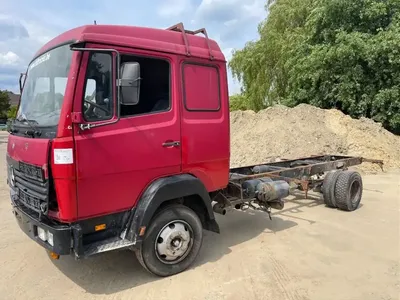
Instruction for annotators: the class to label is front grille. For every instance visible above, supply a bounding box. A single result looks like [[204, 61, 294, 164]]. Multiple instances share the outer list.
[[11, 161, 49, 215], [19, 161, 44, 181], [18, 189, 42, 212]]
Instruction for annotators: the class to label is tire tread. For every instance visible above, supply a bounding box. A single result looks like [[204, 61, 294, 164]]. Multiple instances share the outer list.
[[334, 170, 363, 211], [322, 171, 341, 208]]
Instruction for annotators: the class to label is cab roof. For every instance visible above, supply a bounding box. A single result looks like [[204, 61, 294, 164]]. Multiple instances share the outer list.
[[34, 23, 225, 62]]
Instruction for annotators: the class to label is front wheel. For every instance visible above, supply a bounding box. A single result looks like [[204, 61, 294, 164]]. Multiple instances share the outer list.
[[134, 204, 203, 277]]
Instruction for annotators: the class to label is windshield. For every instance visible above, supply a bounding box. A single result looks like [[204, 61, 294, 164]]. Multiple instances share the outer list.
[[16, 44, 73, 127]]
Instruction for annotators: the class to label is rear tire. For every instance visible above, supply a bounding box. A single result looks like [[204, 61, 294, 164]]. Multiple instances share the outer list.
[[334, 170, 363, 211], [134, 204, 203, 277], [322, 171, 342, 208]]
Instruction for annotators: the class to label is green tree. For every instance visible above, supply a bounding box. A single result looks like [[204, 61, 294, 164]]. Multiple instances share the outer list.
[[230, 0, 400, 133], [229, 94, 250, 111], [229, 0, 317, 110], [7, 105, 18, 119], [287, 0, 400, 133], [0, 90, 11, 119]]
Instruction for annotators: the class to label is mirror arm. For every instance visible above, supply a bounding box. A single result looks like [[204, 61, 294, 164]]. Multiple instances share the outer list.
[[71, 46, 121, 131], [19, 72, 26, 94]]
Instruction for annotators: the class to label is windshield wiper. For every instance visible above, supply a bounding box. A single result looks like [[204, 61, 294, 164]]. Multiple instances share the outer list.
[[15, 114, 42, 138], [7, 125, 19, 134]]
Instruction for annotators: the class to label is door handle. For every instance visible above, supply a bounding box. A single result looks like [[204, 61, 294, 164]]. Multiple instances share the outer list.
[[162, 141, 180, 147]]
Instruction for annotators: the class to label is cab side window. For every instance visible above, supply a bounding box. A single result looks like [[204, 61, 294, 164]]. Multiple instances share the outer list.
[[83, 52, 113, 122], [120, 55, 170, 117]]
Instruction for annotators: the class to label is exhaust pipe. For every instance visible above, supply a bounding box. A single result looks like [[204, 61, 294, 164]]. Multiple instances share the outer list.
[[212, 201, 226, 215]]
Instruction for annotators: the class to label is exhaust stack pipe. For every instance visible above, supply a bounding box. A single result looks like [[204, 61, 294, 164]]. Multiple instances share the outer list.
[[212, 201, 227, 215]]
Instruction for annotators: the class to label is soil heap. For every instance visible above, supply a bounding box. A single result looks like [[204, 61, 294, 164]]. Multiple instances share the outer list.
[[230, 104, 400, 173]]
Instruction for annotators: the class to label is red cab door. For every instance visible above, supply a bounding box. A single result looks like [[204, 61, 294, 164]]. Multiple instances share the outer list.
[[72, 48, 181, 219]]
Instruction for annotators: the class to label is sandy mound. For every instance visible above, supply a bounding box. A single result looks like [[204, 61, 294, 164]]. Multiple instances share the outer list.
[[230, 104, 400, 173]]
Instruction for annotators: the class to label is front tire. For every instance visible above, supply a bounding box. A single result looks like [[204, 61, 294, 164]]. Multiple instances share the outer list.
[[135, 204, 203, 277]]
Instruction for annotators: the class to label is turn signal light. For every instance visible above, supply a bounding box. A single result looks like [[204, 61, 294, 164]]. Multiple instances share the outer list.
[[139, 226, 146, 236], [49, 251, 60, 260], [95, 224, 106, 231]]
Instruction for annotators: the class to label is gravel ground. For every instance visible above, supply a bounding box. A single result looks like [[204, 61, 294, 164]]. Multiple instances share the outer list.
[[0, 132, 399, 300]]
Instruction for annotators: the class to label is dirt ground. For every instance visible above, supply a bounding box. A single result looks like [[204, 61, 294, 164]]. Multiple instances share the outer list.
[[0, 132, 399, 300], [230, 104, 400, 173]]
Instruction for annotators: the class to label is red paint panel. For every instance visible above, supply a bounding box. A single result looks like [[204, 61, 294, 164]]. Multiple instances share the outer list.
[[180, 60, 230, 191], [72, 48, 182, 219], [183, 63, 220, 111], [34, 25, 226, 64], [50, 137, 78, 222], [7, 134, 50, 169]]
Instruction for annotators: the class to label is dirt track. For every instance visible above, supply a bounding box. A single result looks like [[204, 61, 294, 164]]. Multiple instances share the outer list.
[[0, 132, 399, 300]]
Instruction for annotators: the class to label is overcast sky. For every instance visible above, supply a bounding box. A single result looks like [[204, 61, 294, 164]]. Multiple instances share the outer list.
[[0, 0, 267, 95]]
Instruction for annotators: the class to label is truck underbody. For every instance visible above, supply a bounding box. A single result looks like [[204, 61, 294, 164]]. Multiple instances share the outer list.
[[212, 155, 383, 218]]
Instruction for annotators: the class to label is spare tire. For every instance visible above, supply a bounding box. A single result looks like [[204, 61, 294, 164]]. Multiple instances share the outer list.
[[322, 171, 342, 208], [334, 170, 363, 211]]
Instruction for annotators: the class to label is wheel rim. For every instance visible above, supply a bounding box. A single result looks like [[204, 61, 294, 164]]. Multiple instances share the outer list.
[[349, 179, 361, 205], [155, 220, 194, 265]]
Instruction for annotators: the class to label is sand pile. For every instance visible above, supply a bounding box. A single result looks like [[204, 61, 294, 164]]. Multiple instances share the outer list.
[[230, 104, 400, 173]]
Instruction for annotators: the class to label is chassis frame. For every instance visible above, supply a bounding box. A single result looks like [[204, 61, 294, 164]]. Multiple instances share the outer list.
[[212, 155, 383, 215]]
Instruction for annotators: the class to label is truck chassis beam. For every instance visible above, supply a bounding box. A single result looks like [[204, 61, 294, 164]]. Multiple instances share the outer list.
[[212, 155, 383, 217]]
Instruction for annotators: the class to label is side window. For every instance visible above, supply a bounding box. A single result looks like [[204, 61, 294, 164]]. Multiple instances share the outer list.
[[183, 63, 220, 111], [83, 52, 113, 122], [120, 55, 170, 117]]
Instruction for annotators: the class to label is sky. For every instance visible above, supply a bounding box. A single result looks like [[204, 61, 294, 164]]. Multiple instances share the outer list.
[[0, 0, 268, 95]]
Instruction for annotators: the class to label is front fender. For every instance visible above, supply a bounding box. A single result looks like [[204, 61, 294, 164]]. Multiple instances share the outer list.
[[126, 174, 219, 244]]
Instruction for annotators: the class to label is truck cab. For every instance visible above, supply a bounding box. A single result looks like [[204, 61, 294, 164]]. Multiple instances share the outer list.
[[7, 23, 229, 277]]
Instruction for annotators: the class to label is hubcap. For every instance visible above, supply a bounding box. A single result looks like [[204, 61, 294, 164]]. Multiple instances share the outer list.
[[155, 220, 193, 264]]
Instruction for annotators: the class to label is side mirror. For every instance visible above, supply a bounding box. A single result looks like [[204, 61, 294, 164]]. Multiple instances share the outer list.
[[120, 62, 141, 105]]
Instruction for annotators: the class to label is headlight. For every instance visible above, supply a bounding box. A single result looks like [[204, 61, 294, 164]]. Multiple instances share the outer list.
[[37, 227, 47, 241], [47, 232, 54, 246], [37, 227, 54, 246]]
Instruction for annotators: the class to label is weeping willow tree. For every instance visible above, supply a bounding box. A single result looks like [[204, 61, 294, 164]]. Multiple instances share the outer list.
[[229, 0, 400, 133], [229, 0, 317, 111]]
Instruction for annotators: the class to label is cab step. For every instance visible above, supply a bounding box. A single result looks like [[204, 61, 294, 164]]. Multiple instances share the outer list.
[[82, 237, 134, 257]]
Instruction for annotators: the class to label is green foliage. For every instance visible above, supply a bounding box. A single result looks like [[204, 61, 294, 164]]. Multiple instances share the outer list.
[[229, 94, 250, 111], [0, 90, 11, 119], [288, 0, 400, 133], [230, 0, 400, 133], [7, 105, 18, 119], [229, 0, 317, 110]]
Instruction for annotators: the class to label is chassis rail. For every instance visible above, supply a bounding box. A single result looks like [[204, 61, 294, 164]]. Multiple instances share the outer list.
[[212, 155, 383, 217]]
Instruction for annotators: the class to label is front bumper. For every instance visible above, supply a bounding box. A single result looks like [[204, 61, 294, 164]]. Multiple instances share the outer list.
[[10, 187, 136, 258], [12, 191, 72, 255]]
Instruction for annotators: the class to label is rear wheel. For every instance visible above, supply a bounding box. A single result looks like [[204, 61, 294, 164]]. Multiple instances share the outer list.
[[134, 204, 203, 277], [322, 171, 342, 208], [334, 170, 363, 211]]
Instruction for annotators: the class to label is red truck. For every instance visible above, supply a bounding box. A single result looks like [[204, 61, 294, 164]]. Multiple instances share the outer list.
[[7, 22, 382, 277]]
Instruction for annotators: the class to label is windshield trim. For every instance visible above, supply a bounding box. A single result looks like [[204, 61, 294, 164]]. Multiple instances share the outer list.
[[29, 39, 77, 69]]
